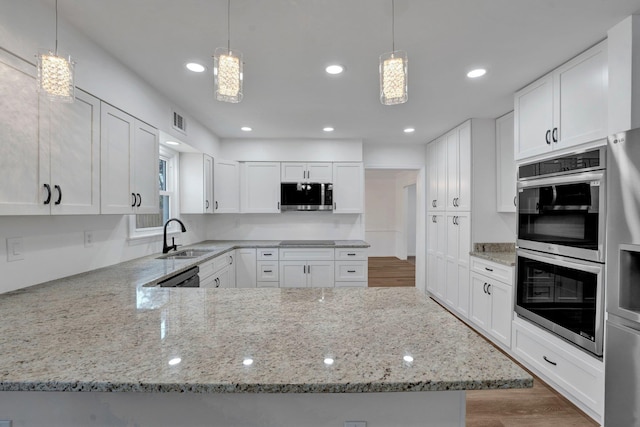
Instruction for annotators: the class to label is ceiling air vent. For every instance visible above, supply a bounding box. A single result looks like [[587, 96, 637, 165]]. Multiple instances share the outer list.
[[172, 111, 187, 134]]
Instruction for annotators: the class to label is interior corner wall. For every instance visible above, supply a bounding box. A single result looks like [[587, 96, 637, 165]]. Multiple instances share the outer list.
[[363, 144, 427, 168], [365, 172, 398, 256]]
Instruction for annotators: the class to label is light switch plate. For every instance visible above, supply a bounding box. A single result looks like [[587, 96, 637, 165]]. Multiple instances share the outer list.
[[6, 237, 24, 262], [344, 422, 366, 427], [84, 231, 94, 248], [0, 420, 13, 427]]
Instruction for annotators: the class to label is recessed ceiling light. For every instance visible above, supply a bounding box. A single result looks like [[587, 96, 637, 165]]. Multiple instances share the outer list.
[[403, 127, 415, 133], [186, 62, 206, 73], [323, 127, 334, 132], [467, 68, 487, 78], [325, 64, 345, 75], [165, 140, 180, 146], [241, 126, 252, 132]]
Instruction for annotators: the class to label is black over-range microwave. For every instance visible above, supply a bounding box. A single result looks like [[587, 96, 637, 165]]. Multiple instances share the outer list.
[[280, 183, 333, 211]]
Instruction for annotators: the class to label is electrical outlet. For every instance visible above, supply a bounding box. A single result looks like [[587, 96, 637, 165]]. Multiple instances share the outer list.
[[84, 231, 94, 248], [6, 237, 24, 262], [0, 420, 13, 427], [344, 422, 366, 427]]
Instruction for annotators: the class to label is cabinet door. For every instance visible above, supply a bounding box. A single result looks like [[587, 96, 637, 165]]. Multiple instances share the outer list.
[[332, 162, 363, 213], [133, 120, 159, 214], [235, 248, 257, 288], [488, 279, 512, 347], [555, 41, 607, 149], [435, 138, 447, 211], [445, 214, 459, 308], [514, 74, 554, 160], [227, 250, 236, 287], [308, 261, 335, 288], [455, 213, 471, 316], [426, 253, 437, 294], [241, 162, 281, 213], [456, 122, 471, 211], [426, 142, 438, 211], [214, 159, 240, 213], [279, 261, 307, 287], [445, 131, 459, 211], [496, 112, 516, 213], [426, 213, 440, 294], [307, 163, 333, 183], [49, 89, 101, 215], [101, 103, 134, 214], [435, 213, 447, 299], [204, 155, 214, 213], [216, 266, 231, 288], [281, 162, 306, 182], [469, 273, 490, 329], [0, 51, 49, 215]]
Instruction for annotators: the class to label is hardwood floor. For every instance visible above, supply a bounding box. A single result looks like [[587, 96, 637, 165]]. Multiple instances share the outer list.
[[367, 256, 416, 287], [368, 256, 599, 426]]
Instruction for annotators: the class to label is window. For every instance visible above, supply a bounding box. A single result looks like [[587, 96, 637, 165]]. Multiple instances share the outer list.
[[129, 146, 179, 240]]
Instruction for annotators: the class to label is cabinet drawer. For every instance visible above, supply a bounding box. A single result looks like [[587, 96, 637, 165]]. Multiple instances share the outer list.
[[257, 248, 279, 260], [335, 281, 367, 288], [512, 318, 604, 415], [335, 248, 367, 260], [471, 257, 513, 284], [200, 275, 217, 288], [335, 261, 367, 281], [279, 248, 334, 261], [257, 261, 279, 282], [199, 254, 230, 278]]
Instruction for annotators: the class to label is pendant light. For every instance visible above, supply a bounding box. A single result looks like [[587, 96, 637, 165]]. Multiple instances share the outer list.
[[379, 0, 407, 105], [214, 0, 243, 103], [37, 0, 75, 103]]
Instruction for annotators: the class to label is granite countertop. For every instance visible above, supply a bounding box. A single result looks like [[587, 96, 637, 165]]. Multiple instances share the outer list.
[[470, 243, 516, 267], [0, 240, 531, 394]]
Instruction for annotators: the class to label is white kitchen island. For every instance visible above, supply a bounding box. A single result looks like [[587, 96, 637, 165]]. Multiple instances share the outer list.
[[0, 250, 531, 427]]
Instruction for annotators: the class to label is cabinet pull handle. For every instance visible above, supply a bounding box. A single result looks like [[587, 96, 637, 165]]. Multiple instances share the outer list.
[[485, 267, 494, 272], [215, 201, 218, 210], [552, 127, 558, 143], [131, 193, 137, 207], [545, 130, 551, 145], [303, 265, 306, 274], [513, 196, 517, 207], [229, 255, 233, 265], [348, 253, 356, 256], [264, 253, 272, 256], [206, 200, 209, 209], [483, 283, 488, 293], [278, 201, 280, 210], [334, 202, 337, 210], [308, 265, 311, 274], [432, 200, 436, 208], [486, 284, 491, 295], [264, 270, 272, 273], [54, 185, 62, 205], [137, 193, 142, 207], [43, 183, 52, 205], [543, 356, 557, 366], [432, 216, 437, 223], [347, 270, 356, 273]]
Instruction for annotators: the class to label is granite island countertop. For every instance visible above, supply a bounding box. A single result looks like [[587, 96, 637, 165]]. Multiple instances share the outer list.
[[0, 240, 531, 394]]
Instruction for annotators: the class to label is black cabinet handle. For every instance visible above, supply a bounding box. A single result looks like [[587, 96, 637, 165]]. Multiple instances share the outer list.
[[432, 200, 436, 208], [277, 202, 280, 210], [43, 183, 52, 205], [543, 356, 557, 366], [552, 127, 558, 143], [303, 265, 306, 274], [54, 185, 62, 205], [487, 284, 491, 295], [264, 253, 272, 256], [334, 202, 337, 210], [215, 201, 218, 210], [131, 193, 136, 207], [307, 265, 311, 274], [485, 267, 494, 272], [483, 283, 488, 293], [513, 196, 517, 207], [206, 200, 209, 209], [264, 270, 273, 273], [347, 270, 356, 273], [229, 255, 233, 265], [348, 253, 356, 256], [545, 130, 551, 145], [137, 193, 142, 207]]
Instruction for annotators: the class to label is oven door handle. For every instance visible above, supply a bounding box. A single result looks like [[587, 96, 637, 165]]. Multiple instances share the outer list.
[[516, 248, 603, 274], [517, 170, 604, 189]]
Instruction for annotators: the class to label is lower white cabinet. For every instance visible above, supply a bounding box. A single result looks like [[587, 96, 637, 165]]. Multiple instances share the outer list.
[[200, 252, 235, 288], [234, 248, 256, 288], [280, 260, 334, 288], [334, 248, 368, 287], [445, 212, 470, 317]]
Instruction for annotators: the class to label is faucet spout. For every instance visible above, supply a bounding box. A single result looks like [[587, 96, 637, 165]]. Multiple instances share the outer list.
[[163, 218, 187, 253]]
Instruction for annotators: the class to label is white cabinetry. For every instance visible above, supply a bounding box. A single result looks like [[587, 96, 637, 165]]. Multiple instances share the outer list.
[[334, 248, 368, 287], [281, 162, 332, 183], [257, 248, 279, 287], [445, 122, 471, 211], [514, 40, 607, 161], [426, 138, 446, 211], [426, 213, 446, 298], [496, 112, 516, 213], [214, 159, 240, 213], [468, 257, 513, 348], [240, 162, 281, 213], [445, 213, 470, 317], [235, 248, 256, 288], [180, 153, 214, 214], [200, 253, 235, 288], [0, 51, 100, 216], [279, 248, 335, 288], [332, 163, 363, 214], [100, 103, 159, 214]]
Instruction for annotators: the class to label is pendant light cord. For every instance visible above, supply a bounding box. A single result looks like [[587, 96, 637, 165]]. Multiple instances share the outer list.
[[55, 0, 59, 54], [391, 0, 395, 53], [227, 0, 231, 52]]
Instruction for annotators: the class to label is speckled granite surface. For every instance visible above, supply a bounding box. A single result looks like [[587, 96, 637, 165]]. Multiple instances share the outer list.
[[470, 243, 516, 266], [0, 240, 531, 394]]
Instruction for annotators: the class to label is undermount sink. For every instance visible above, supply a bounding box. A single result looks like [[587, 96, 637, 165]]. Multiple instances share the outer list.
[[156, 249, 212, 260]]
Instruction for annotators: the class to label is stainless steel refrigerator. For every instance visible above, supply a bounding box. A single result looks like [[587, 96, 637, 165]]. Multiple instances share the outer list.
[[605, 127, 640, 426]]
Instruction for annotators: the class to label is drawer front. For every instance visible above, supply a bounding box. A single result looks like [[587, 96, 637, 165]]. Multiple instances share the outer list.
[[257, 261, 279, 282], [212, 255, 230, 273], [471, 257, 513, 284], [513, 319, 604, 414], [335, 248, 367, 261], [279, 248, 334, 261], [257, 281, 279, 288], [257, 248, 279, 260], [200, 274, 217, 288], [335, 281, 367, 288], [199, 259, 216, 279], [335, 261, 367, 281]]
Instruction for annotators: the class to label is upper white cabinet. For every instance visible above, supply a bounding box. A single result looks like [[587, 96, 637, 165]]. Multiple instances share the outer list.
[[240, 162, 281, 213], [496, 111, 516, 213], [180, 153, 214, 214], [214, 158, 240, 213], [445, 121, 471, 211], [281, 162, 332, 183], [426, 137, 446, 212], [101, 103, 159, 214], [332, 162, 364, 214], [0, 51, 100, 216], [514, 40, 608, 160]]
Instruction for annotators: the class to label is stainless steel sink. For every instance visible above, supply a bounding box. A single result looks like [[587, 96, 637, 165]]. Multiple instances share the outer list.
[[279, 240, 335, 246], [156, 249, 213, 260]]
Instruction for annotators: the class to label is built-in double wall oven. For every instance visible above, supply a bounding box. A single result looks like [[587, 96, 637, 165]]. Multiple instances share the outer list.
[[516, 147, 606, 357]]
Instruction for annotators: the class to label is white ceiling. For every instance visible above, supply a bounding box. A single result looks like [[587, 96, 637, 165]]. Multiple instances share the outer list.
[[48, 0, 640, 145]]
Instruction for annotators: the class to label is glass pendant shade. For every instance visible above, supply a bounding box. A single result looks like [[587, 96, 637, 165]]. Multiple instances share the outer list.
[[214, 47, 243, 103], [380, 50, 408, 105], [37, 50, 75, 103]]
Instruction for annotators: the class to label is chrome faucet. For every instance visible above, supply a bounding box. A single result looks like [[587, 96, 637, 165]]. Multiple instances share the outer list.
[[163, 218, 187, 253]]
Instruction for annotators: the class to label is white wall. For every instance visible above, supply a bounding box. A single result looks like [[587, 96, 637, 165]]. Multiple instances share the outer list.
[[0, 1, 220, 292], [364, 170, 399, 256], [406, 185, 417, 256], [363, 144, 426, 168], [221, 139, 362, 162]]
